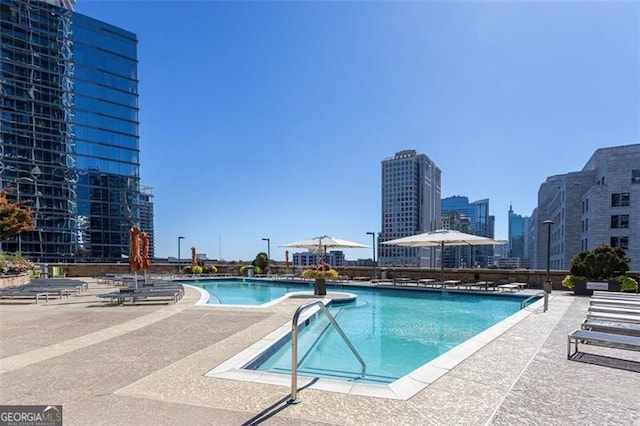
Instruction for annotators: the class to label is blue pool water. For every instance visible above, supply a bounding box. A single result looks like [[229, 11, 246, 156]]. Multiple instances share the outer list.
[[190, 278, 312, 305], [247, 286, 531, 383]]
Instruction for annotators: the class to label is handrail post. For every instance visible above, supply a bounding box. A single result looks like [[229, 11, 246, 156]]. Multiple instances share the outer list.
[[288, 299, 365, 404], [520, 291, 548, 312]]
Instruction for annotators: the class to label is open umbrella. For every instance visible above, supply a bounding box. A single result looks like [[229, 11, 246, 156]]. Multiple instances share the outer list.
[[282, 235, 369, 262], [129, 226, 143, 288], [383, 229, 504, 283], [281, 235, 369, 295]]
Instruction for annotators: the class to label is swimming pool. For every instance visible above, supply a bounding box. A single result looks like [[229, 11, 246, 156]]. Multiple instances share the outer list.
[[245, 287, 531, 384], [197, 279, 541, 396]]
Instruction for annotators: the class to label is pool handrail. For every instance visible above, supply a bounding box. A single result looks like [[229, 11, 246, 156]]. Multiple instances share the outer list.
[[521, 291, 548, 312], [288, 299, 366, 404]]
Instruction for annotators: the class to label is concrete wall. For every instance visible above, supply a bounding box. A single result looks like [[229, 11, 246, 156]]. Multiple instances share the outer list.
[[45, 263, 640, 292]]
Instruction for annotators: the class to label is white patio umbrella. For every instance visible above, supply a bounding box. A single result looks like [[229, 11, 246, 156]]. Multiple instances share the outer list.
[[382, 229, 505, 283], [282, 235, 370, 250], [281, 235, 369, 264]]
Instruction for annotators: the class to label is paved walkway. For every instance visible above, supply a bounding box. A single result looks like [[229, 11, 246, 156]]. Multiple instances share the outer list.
[[1, 279, 639, 425]]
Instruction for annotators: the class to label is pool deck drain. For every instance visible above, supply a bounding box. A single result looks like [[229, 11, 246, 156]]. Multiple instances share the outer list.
[[1, 279, 639, 425]]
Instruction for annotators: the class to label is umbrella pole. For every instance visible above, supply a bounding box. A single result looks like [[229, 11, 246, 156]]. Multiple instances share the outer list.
[[134, 271, 138, 290]]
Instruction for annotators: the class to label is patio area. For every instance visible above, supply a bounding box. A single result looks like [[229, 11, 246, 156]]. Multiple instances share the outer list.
[[0, 278, 639, 425]]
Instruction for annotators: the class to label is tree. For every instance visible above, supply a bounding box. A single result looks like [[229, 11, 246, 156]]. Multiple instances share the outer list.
[[253, 252, 269, 272], [569, 243, 629, 280], [0, 191, 36, 244]]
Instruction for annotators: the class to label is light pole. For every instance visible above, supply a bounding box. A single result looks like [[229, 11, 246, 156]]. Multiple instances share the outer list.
[[177, 236, 185, 273], [16, 177, 34, 254], [543, 220, 554, 294], [262, 238, 270, 275], [366, 231, 376, 279]]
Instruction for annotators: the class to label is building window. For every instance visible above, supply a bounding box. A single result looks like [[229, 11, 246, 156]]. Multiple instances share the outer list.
[[633, 170, 640, 184], [611, 193, 631, 207], [611, 236, 629, 249], [611, 215, 630, 229]]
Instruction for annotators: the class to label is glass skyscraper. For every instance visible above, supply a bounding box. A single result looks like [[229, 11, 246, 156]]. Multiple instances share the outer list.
[[0, 0, 143, 262], [441, 196, 495, 267]]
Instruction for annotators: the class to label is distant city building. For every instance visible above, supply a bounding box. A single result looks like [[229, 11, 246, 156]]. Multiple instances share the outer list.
[[441, 196, 495, 267], [0, 0, 143, 261], [292, 250, 345, 267], [508, 204, 531, 260], [496, 258, 532, 269], [441, 211, 473, 268], [534, 144, 640, 271], [378, 150, 441, 267], [139, 185, 155, 258]]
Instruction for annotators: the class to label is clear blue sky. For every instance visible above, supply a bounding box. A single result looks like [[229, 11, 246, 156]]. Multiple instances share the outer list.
[[77, 1, 639, 262]]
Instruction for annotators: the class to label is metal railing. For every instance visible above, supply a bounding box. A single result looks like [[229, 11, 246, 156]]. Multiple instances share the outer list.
[[288, 300, 365, 404], [521, 291, 548, 312]]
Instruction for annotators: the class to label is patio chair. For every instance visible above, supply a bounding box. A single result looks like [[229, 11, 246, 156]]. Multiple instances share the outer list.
[[51, 266, 66, 278]]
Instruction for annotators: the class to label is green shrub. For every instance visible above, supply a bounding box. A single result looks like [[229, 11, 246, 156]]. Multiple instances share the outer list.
[[617, 276, 638, 292], [561, 275, 586, 289], [182, 265, 192, 274], [203, 265, 218, 274], [569, 244, 629, 280], [0, 253, 34, 275], [191, 265, 203, 274]]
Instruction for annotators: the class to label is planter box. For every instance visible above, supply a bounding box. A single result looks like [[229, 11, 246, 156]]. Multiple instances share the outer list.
[[575, 279, 620, 296], [0, 273, 30, 289]]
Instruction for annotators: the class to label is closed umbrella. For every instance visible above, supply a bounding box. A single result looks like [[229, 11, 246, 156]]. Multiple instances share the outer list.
[[129, 226, 143, 289], [191, 247, 197, 266], [141, 232, 151, 270]]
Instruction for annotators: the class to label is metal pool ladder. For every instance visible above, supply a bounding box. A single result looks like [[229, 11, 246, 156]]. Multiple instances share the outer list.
[[288, 300, 366, 404]]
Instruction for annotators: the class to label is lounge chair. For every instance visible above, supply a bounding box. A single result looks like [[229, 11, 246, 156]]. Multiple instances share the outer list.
[[590, 297, 640, 309], [567, 329, 640, 359], [586, 311, 640, 323], [581, 318, 640, 337]]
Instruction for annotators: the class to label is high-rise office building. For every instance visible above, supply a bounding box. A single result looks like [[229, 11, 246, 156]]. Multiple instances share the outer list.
[[378, 150, 441, 267], [1, 0, 144, 261], [441, 196, 495, 266], [534, 144, 640, 271], [139, 185, 155, 259], [508, 204, 531, 260]]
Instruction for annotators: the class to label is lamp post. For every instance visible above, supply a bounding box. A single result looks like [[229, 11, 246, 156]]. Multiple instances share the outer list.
[[262, 237, 270, 275], [177, 236, 185, 273], [16, 177, 34, 254], [366, 231, 376, 279], [543, 220, 554, 294]]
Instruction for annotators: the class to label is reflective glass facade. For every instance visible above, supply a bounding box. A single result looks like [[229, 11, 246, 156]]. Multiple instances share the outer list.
[[0, 0, 142, 262]]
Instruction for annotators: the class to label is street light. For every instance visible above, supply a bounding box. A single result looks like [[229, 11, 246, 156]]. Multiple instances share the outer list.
[[177, 236, 185, 273], [366, 231, 376, 279], [16, 177, 34, 254], [262, 238, 270, 275], [543, 220, 554, 295]]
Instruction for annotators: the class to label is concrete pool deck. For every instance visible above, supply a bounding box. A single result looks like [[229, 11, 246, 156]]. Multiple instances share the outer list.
[[1, 278, 639, 425]]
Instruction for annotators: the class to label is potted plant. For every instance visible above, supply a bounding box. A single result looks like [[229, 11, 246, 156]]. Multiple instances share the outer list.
[[563, 244, 630, 295], [301, 262, 339, 296]]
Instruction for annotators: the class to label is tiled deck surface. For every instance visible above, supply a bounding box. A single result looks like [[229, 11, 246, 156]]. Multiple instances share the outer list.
[[1, 278, 639, 425]]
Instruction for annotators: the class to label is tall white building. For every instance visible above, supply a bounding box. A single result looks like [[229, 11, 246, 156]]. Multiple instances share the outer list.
[[534, 144, 640, 271], [378, 150, 441, 267]]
